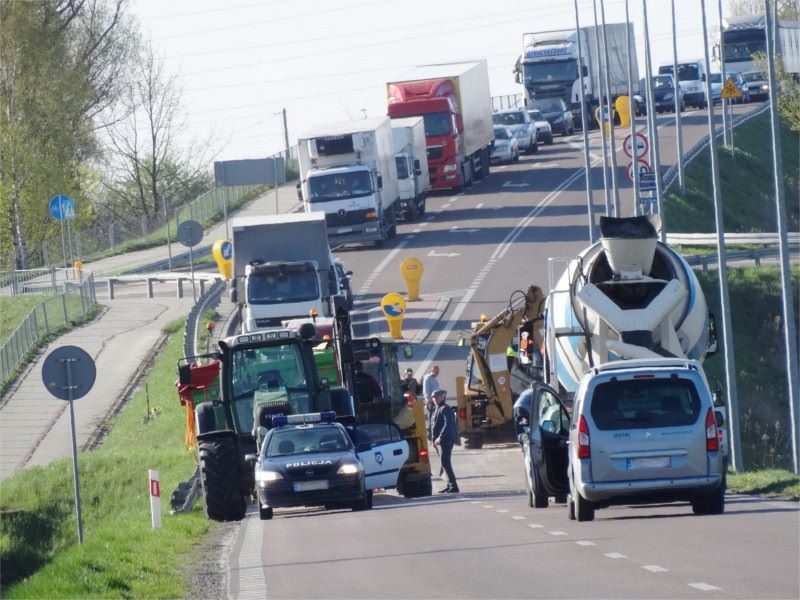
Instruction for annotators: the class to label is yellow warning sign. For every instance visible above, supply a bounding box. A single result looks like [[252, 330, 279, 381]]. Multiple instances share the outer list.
[[720, 76, 743, 99]]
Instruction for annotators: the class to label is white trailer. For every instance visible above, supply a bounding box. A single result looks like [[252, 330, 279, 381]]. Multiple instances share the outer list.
[[391, 117, 429, 221], [231, 213, 337, 332], [297, 117, 399, 247], [515, 23, 638, 128]]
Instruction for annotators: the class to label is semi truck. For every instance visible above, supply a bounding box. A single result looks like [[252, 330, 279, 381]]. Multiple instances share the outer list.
[[456, 216, 725, 451], [297, 117, 399, 247], [230, 213, 347, 332], [717, 14, 800, 77], [514, 24, 638, 129], [387, 60, 494, 192], [391, 117, 430, 221]]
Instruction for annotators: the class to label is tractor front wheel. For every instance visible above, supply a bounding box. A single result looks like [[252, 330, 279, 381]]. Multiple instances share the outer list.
[[198, 435, 246, 521]]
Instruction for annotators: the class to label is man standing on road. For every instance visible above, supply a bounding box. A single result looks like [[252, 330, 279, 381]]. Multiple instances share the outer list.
[[421, 364, 440, 414], [430, 389, 459, 493]]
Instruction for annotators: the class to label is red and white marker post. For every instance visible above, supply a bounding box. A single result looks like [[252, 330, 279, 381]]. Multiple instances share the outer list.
[[149, 469, 162, 529]]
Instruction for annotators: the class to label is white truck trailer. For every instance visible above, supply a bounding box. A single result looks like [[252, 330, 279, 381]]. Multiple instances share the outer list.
[[297, 117, 399, 247], [231, 213, 339, 332], [718, 14, 800, 77], [390, 117, 429, 221], [514, 23, 638, 128]]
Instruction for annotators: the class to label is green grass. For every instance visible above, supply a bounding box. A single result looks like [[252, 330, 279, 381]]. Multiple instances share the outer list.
[[0, 319, 212, 597], [665, 112, 799, 233], [727, 469, 800, 500]]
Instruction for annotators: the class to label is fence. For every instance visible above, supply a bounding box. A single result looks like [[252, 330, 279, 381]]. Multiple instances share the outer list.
[[1, 269, 97, 390], [492, 93, 525, 112]]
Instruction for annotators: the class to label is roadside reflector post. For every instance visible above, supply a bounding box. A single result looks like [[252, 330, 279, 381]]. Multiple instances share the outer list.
[[400, 257, 424, 301], [149, 469, 162, 529], [380, 292, 406, 340]]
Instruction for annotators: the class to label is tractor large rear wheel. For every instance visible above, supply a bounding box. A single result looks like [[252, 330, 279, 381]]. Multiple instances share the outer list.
[[198, 435, 246, 521]]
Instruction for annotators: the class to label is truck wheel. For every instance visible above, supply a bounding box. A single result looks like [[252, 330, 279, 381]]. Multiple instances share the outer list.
[[259, 505, 273, 520], [198, 435, 246, 522], [401, 475, 432, 498], [462, 433, 484, 449], [418, 198, 426, 216], [407, 201, 418, 222]]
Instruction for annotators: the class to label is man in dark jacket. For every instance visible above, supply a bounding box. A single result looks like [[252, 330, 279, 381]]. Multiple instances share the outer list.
[[430, 389, 459, 493]]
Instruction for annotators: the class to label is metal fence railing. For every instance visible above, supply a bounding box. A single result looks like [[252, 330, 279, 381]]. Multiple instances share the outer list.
[[492, 93, 525, 112], [0, 270, 97, 391]]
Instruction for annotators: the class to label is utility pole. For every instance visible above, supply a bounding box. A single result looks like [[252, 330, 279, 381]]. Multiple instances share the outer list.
[[642, 0, 666, 238], [701, 0, 743, 472], [575, 0, 596, 242], [600, 0, 620, 217], [764, 0, 799, 475], [592, 0, 612, 217], [672, 0, 686, 194], [625, 0, 640, 217], [718, 0, 730, 147], [282, 108, 290, 160]]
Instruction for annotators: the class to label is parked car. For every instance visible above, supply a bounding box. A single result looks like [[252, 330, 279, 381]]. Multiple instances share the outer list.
[[492, 108, 538, 153], [566, 359, 726, 522], [491, 126, 519, 164], [531, 97, 574, 136], [740, 71, 769, 101], [708, 72, 723, 104], [726, 72, 751, 104], [527, 108, 553, 145], [636, 74, 684, 114]]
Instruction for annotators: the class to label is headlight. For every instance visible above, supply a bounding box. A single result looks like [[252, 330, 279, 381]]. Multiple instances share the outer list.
[[255, 470, 283, 482], [443, 163, 458, 173], [337, 462, 362, 475], [761, 84, 768, 90]]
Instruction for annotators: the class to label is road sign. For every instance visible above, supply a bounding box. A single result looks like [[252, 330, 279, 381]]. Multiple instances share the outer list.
[[176, 220, 203, 247], [720, 76, 743, 99], [639, 172, 658, 191], [49, 195, 76, 221], [622, 132, 649, 159], [626, 159, 651, 183], [42, 345, 96, 401]]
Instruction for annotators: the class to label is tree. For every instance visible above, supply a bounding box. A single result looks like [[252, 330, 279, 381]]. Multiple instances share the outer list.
[[727, 0, 800, 19]]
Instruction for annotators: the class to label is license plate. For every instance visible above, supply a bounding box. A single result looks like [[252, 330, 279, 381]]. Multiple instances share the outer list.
[[336, 227, 352, 234], [293, 480, 328, 492], [627, 456, 670, 469]]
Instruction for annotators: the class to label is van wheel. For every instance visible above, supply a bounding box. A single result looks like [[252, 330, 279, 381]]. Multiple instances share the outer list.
[[259, 505, 273, 520], [532, 466, 549, 508], [575, 491, 595, 522], [527, 488, 534, 508], [567, 495, 576, 520], [691, 480, 725, 515]]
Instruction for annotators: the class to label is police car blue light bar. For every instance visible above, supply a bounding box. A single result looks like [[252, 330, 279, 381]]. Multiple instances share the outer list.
[[272, 411, 337, 427]]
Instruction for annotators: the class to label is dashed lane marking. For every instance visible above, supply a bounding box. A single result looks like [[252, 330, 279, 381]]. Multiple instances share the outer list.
[[483, 504, 495, 509], [528, 523, 544, 529], [575, 540, 596, 546], [496, 509, 509, 513], [475, 202, 484, 209], [605, 552, 627, 559], [642, 565, 669, 573], [688, 583, 722, 592], [511, 515, 526, 520], [549, 531, 568, 536]]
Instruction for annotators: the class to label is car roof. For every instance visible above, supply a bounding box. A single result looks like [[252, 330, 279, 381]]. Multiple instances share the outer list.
[[591, 358, 701, 375]]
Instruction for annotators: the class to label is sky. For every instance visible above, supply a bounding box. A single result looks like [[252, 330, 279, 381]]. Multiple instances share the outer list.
[[131, 0, 729, 161]]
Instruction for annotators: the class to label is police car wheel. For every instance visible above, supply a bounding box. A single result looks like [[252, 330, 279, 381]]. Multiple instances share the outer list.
[[259, 505, 273, 520]]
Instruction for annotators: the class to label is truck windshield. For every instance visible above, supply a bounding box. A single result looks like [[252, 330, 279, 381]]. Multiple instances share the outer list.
[[308, 171, 372, 203], [659, 63, 700, 82], [247, 270, 319, 304], [722, 31, 766, 62], [422, 112, 451, 137], [395, 156, 410, 179], [523, 59, 578, 84], [230, 343, 313, 435]]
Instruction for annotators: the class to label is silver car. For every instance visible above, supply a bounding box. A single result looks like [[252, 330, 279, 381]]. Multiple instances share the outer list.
[[490, 126, 519, 164], [567, 358, 726, 522], [527, 109, 553, 145], [492, 108, 538, 154]]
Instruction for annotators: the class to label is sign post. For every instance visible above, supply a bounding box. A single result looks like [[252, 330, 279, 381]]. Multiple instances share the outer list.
[[177, 220, 204, 302], [49, 195, 76, 267], [41, 345, 96, 544]]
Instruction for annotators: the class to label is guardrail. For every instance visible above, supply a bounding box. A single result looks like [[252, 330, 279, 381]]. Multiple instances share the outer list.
[[667, 232, 800, 245], [183, 278, 226, 359], [684, 246, 800, 270], [1, 271, 97, 392]]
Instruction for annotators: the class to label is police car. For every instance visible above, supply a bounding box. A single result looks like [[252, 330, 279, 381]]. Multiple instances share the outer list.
[[249, 412, 409, 520]]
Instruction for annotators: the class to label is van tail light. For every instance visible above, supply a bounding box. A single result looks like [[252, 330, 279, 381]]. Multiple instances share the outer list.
[[578, 415, 590, 459], [705, 408, 719, 452]]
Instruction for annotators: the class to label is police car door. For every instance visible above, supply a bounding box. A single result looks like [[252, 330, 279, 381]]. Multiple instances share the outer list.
[[531, 382, 570, 493], [353, 422, 409, 490]]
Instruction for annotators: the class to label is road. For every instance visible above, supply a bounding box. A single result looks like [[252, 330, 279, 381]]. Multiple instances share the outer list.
[[211, 103, 800, 599]]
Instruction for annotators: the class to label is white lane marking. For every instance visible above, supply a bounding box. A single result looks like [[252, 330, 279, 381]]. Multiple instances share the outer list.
[[512, 515, 526, 520], [357, 239, 410, 294], [412, 228, 422, 233], [535, 161, 561, 168], [502, 181, 529, 188], [470, 501, 482, 504], [528, 523, 544, 529], [575, 540, 596, 546], [549, 531, 568, 536], [449, 227, 480, 233], [427, 250, 460, 258], [483, 504, 494, 509], [605, 552, 627, 559], [642, 565, 669, 573], [417, 221, 430, 227], [234, 515, 267, 599], [475, 202, 484, 209], [496, 509, 509, 513], [688, 583, 722, 592]]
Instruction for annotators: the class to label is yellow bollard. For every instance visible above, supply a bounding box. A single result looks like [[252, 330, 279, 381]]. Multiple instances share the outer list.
[[594, 106, 613, 137], [615, 95, 631, 128], [212, 240, 233, 280], [380, 292, 406, 339], [399, 257, 424, 301], [73, 260, 83, 281]]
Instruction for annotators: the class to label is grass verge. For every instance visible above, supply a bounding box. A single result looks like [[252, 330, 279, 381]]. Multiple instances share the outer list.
[[727, 469, 800, 500], [0, 318, 211, 597]]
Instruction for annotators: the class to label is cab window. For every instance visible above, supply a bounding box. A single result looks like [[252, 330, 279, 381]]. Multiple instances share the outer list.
[[538, 388, 569, 434]]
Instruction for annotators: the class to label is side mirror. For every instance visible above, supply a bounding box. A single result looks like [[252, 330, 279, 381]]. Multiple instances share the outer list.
[[413, 159, 421, 176], [701, 74, 707, 81], [377, 174, 383, 189], [178, 364, 192, 385], [542, 419, 558, 434], [454, 113, 464, 133], [514, 72, 521, 84], [244, 453, 258, 464], [402, 344, 413, 359], [345, 270, 353, 278], [582, 65, 588, 76]]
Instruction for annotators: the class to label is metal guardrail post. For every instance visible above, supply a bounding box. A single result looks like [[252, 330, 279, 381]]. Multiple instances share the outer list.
[[147, 278, 155, 299], [107, 279, 115, 300]]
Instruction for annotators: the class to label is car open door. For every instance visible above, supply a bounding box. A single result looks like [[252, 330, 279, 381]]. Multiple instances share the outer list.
[[530, 382, 570, 493], [353, 422, 409, 490]]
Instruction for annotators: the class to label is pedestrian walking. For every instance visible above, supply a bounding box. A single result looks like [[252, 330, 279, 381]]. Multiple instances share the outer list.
[[429, 389, 459, 493], [421, 364, 440, 413]]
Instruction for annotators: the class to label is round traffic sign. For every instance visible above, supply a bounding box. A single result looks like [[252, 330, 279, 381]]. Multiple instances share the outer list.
[[42, 345, 96, 401], [626, 159, 651, 183], [49, 195, 76, 221], [177, 220, 204, 247], [623, 133, 649, 159]]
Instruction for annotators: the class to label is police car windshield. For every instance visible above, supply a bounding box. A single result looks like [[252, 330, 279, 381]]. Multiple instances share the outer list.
[[266, 425, 350, 457]]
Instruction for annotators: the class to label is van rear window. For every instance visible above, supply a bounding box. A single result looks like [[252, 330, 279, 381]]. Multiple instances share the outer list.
[[590, 378, 701, 430]]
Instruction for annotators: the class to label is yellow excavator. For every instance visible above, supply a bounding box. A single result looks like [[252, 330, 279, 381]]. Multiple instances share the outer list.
[[455, 286, 547, 449]]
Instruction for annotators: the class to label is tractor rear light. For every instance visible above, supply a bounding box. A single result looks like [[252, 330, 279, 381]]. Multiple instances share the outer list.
[[458, 408, 466, 419], [578, 415, 590, 459], [419, 448, 428, 458], [705, 408, 719, 452]]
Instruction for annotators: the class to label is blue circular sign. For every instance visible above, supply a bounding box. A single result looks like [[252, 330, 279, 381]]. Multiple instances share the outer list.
[[49, 195, 76, 221], [221, 241, 233, 261]]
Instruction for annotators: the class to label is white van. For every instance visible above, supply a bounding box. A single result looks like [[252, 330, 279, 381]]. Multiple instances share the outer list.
[[658, 60, 708, 109]]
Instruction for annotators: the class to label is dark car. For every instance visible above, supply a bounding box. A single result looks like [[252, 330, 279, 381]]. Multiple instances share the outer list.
[[531, 97, 574, 136], [637, 74, 684, 114], [514, 383, 571, 508], [726, 72, 751, 104], [741, 71, 768, 101], [250, 414, 408, 520]]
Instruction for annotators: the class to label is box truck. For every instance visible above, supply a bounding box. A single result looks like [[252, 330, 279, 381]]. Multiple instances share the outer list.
[[391, 117, 430, 221], [297, 117, 399, 247], [387, 60, 494, 191], [514, 23, 638, 128]]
